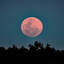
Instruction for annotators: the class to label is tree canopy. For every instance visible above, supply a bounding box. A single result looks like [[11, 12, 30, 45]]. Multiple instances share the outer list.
[[0, 41, 64, 64]]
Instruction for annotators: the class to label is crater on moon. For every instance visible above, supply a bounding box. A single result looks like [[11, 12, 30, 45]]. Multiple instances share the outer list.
[[21, 17, 43, 37]]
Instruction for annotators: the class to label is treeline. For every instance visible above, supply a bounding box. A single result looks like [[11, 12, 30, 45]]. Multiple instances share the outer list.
[[0, 41, 64, 64]]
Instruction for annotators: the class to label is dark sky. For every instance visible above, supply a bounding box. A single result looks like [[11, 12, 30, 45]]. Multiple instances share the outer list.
[[0, 0, 64, 50]]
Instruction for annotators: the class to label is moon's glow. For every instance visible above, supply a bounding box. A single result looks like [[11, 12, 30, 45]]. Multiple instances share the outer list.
[[21, 17, 43, 37]]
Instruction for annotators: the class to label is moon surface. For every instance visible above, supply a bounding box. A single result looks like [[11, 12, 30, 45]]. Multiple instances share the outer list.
[[21, 17, 43, 37]]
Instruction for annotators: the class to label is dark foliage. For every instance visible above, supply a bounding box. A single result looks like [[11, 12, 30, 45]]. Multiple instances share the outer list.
[[0, 41, 64, 64]]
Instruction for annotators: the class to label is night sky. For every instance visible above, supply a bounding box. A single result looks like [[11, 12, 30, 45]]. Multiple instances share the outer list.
[[0, 0, 64, 50]]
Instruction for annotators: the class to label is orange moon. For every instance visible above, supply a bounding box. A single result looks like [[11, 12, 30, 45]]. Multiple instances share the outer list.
[[21, 17, 43, 37]]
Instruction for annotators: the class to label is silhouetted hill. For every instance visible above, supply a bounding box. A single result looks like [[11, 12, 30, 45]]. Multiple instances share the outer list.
[[0, 41, 64, 64]]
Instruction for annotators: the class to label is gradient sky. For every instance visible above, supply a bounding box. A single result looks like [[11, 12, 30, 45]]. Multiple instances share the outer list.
[[0, 0, 64, 50]]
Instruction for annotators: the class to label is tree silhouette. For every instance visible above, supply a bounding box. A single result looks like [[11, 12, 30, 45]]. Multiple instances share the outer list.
[[34, 41, 39, 49], [0, 47, 5, 51], [28, 44, 36, 51], [46, 43, 50, 48], [40, 43, 44, 50], [12, 45, 18, 50], [0, 41, 64, 64], [34, 41, 44, 50]]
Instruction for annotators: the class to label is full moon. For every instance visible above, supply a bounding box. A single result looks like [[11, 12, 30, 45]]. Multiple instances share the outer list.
[[21, 17, 43, 37]]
